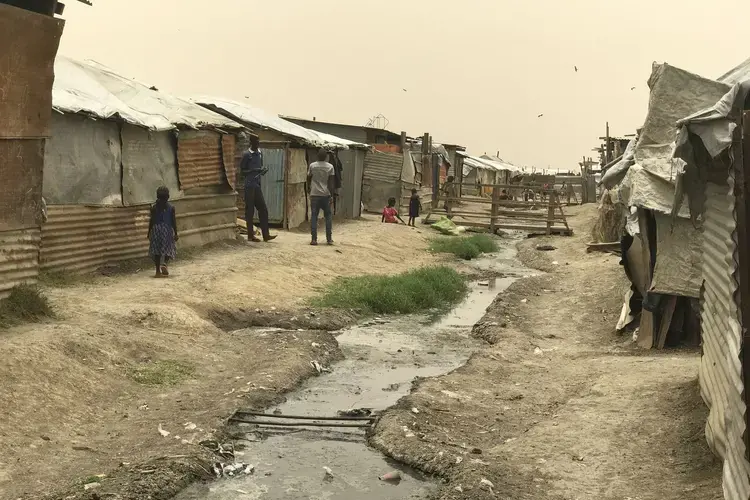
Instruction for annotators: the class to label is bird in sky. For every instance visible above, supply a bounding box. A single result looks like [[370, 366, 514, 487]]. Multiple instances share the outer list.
[[630, 87, 636, 90], [574, 66, 578, 72], [402, 88, 407, 92], [537, 113, 544, 118]]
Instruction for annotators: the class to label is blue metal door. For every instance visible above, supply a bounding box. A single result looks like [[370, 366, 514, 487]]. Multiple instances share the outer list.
[[260, 148, 285, 223]]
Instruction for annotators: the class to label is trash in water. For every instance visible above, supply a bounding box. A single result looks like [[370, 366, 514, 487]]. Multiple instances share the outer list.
[[471, 447, 483, 455], [337, 408, 372, 417], [157, 424, 170, 437], [534, 347, 544, 355], [83, 482, 101, 491], [455, 485, 464, 493], [311, 342, 320, 348], [382, 383, 400, 392], [212, 462, 254, 478], [411, 407, 420, 414], [521, 299, 528, 303], [379, 470, 402, 483], [184, 422, 197, 431], [480, 478, 495, 491], [552, 261, 559, 265], [323, 466, 334, 481], [536, 244, 557, 251], [310, 360, 330, 374]]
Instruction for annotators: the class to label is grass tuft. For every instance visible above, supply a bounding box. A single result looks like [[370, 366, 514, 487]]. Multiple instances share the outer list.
[[0, 284, 54, 329], [128, 360, 195, 386], [429, 234, 499, 260], [312, 266, 468, 314]]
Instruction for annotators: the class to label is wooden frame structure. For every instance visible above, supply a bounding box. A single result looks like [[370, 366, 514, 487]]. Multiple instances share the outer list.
[[424, 183, 572, 236]]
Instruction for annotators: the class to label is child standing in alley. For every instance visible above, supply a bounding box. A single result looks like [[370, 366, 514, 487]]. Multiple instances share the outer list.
[[382, 197, 405, 224], [408, 188, 422, 226], [148, 186, 178, 277]]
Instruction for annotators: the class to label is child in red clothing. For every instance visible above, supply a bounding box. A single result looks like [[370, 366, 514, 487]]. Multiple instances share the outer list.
[[381, 197, 405, 224]]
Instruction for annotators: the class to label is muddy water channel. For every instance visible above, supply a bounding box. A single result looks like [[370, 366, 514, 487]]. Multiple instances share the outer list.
[[175, 241, 530, 500]]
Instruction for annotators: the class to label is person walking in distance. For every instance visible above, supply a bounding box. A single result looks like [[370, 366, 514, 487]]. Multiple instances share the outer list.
[[308, 148, 336, 245], [240, 136, 276, 242]]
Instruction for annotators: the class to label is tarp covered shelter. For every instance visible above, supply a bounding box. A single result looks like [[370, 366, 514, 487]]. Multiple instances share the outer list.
[[41, 55, 244, 273], [192, 96, 369, 225]]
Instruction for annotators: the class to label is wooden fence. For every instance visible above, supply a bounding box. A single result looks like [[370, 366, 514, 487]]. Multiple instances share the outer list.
[[425, 184, 572, 236]]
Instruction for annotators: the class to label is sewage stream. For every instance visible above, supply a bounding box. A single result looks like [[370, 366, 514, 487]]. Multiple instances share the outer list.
[[175, 242, 529, 500]]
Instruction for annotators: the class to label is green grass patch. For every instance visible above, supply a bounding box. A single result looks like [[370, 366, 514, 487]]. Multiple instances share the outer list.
[[128, 360, 195, 386], [429, 234, 499, 260], [0, 284, 54, 329], [312, 266, 468, 314]]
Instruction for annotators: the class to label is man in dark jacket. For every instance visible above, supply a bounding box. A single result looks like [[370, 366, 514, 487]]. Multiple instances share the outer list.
[[240, 136, 276, 242]]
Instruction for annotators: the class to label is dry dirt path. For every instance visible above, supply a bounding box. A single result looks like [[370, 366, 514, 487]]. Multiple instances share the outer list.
[[0, 218, 447, 500], [371, 205, 723, 500]]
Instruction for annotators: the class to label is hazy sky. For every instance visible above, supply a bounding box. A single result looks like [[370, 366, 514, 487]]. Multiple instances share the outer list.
[[58, 0, 748, 171]]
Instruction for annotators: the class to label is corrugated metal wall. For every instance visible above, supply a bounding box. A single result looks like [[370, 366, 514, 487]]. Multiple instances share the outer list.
[[221, 134, 237, 190], [700, 180, 750, 500], [362, 151, 403, 212], [259, 148, 286, 223], [177, 130, 224, 190], [0, 228, 41, 297], [40, 193, 236, 274]]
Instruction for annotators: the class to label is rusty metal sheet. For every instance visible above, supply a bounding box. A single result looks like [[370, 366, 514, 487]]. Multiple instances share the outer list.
[[0, 139, 45, 230], [0, 4, 64, 138], [41, 193, 237, 274], [177, 130, 224, 190], [221, 134, 237, 190], [0, 227, 40, 298]]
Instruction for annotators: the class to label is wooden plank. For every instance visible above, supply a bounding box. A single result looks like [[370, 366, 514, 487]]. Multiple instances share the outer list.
[[637, 209, 655, 349], [490, 186, 499, 233], [656, 296, 678, 349]]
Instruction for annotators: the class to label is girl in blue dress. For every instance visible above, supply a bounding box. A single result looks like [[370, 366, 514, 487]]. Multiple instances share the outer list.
[[148, 186, 178, 277]]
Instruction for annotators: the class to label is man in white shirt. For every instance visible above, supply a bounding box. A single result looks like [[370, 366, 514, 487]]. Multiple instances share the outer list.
[[307, 149, 336, 245]]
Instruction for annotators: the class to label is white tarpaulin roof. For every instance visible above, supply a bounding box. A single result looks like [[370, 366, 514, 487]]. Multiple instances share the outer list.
[[52, 55, 243, 131], [191, 96, 365, 150], [460, 153, 524, 176]]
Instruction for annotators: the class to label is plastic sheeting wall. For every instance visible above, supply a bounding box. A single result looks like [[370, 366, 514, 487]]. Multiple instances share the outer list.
[[700, 181, 750, 500], [651, 214, 703, 298], [287, 148, 307, 229], [121, 125, 180, 205], [44, 114, 122, 205]]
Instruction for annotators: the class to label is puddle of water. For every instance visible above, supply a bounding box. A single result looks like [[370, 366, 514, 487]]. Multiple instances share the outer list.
[[174, 239, 529, 500]]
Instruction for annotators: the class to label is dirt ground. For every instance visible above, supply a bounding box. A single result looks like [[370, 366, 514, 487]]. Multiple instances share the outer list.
[[0, 217, 448, 500], [370, 205, 723, 500]]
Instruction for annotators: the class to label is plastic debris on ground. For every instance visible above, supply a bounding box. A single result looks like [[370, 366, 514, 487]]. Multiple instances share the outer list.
[[430, 216, 467, 236], [212, 462, 255, 478], [379, 470, 402, 483]]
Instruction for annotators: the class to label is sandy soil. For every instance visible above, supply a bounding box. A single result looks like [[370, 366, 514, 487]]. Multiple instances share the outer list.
[[370, 205, 723, 500], [0, 217, 444, 500]]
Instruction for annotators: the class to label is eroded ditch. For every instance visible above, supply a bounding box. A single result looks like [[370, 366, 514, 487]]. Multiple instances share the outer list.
[[174, 240, 531, 500]]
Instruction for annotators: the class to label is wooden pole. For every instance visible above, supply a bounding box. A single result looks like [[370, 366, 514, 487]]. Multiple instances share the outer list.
[[546, 191, 556, 235], [400, 131, 407, 153], [605, 122, 612, 164], [490, 185, 499, 234]]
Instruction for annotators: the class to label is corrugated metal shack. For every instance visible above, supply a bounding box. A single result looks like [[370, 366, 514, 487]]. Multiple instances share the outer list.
[[671, 57, 750, 500], [193, 99, 368, 225], [281, 117, 410, 215], [0, 3, 64, 295], [41, 55, 245, 274]]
